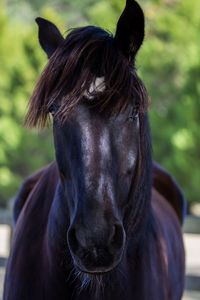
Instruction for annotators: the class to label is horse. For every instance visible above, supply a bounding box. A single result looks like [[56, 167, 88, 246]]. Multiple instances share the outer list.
[[3, 1, 186, 299]]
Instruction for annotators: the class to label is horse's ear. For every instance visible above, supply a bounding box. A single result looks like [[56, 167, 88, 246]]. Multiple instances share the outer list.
[[35, 17, 64, 58], [115, 0, 145, 60]]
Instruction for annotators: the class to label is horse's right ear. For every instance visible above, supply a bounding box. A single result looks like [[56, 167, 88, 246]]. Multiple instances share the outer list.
[[35, 17, 64, 58], [115, 0, 145, 60]]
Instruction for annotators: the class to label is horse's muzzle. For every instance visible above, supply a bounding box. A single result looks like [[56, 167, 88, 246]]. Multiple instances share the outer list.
[[67, 223, 125, 273]]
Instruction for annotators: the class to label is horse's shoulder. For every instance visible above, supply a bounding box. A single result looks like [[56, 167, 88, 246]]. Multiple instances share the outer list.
[[152, 162, 187, 225], [13, 162, 58, 223]]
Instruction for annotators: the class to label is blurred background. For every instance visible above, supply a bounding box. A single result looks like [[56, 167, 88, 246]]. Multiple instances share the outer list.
[[0, 0, 199, 299]]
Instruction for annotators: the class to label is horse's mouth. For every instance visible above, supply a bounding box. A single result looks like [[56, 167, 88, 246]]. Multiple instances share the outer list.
[[75, 264, 115, 275], [70, 243, 125, 276], [72, 263, 117, 295], [72, 252, 122, 276]]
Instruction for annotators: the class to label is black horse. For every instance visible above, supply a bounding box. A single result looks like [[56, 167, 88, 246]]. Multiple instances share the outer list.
[[4, 1, 185, 299]]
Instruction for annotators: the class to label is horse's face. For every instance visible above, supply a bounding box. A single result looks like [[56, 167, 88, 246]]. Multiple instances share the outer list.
[[53, 102, 139, 272], [29, 0, 147, 274]]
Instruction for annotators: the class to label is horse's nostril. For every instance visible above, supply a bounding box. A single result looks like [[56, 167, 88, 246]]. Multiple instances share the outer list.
[[110, 224, 125, 251], [67, 227, 79, 254]]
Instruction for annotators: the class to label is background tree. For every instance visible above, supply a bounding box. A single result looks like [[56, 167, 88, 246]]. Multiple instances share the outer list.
[[0, 0, 199, 206]]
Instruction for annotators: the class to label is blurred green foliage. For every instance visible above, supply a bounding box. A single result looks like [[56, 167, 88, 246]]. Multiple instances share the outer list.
[[0, 0, 199, 206]]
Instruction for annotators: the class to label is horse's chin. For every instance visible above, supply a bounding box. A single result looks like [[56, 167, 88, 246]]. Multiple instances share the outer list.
[[69, 245, 124, 294], [73, 265, 117, 296], [72, 256, 121, 276], [76, 266, 113, 276], [75, 264, 115, 276]]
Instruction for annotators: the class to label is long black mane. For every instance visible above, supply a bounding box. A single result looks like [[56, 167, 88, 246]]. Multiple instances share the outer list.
[[25, 26, 148, 128]]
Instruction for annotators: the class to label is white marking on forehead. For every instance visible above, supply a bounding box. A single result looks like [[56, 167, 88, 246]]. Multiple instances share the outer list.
[[83, 77, 105, 100]]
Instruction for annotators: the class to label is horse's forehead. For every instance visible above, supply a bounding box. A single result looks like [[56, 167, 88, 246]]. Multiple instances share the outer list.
[[77, 108, 110, 154], [81, 121, 110, 156], [75, 106, 138, 167], [75, 105, 138, 145]]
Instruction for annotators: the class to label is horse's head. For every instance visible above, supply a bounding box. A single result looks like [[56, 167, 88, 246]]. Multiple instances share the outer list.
[[26, 0, 151, 276]]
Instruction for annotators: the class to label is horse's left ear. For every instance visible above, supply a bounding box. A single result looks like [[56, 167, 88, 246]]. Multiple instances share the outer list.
[[115, 0, 145, 60], [35, 17, 64, 58]]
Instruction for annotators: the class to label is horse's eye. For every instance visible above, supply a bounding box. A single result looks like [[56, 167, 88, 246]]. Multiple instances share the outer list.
[[49, 104, 59, 116], [128, 107, 139, 121], [50, 110, 55, 117], [49, 106, 55, 116]]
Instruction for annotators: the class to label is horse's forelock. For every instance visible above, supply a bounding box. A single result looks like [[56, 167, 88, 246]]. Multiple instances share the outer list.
[[25, 26, 149, 128]]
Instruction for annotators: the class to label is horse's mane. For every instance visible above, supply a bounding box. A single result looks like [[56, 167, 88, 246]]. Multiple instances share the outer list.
[[25, 26, 149, 128]]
